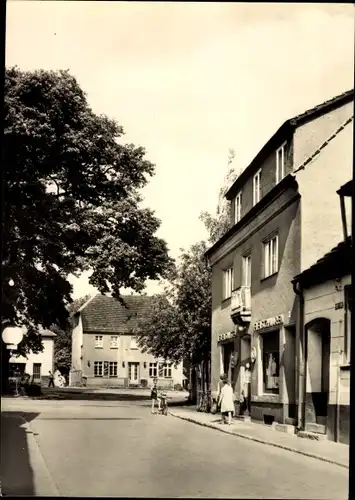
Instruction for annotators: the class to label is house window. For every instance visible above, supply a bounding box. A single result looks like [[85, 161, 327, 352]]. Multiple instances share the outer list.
[[163, 363, 172, 378], [33, 363, 41, 379], [234, 191, 242, 224], [261, 331, 280, 394], [130, 337, 139, 350], [263, 234, 279, 278], [276, 142, 287, 183], [95, 335, 103, 348], [242, 253, 252, 287], [149, 362, 157, 378], [345, 285, 352, 363], [253, 169, 262, 206], [109, 362, 118, 377], [222, 267, 233, 300], [94, 361, 103, 377], [110, 336, 118, 349]]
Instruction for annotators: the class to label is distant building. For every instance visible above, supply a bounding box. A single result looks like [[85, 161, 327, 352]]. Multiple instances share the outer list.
[[205, 89, 353, 431], [70, 294, 184, 389], [9, 328, 56, 384]]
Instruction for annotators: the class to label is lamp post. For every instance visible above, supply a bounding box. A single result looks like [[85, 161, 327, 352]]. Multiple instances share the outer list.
[[2, 325, 25, 396]]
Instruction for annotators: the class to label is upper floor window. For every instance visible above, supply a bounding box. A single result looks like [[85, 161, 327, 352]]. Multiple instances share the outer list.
[[234, 191, 242, 224], [130, 337, 139, 350], [276, 142, 287, 183], [263, 234, 279, 278], [253, 169, 262, 206], [222, 267, 233, 300], [242, 253, 252, 287], [110, 336, 118, 349], [94, 335, 103, 348]]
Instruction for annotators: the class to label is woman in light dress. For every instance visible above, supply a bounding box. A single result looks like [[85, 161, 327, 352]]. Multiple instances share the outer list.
[[218, 376, 235, 425]]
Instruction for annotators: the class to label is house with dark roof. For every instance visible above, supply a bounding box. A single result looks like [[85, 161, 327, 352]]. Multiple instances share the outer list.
[[70, 294, 184, 389], [205, 89, 353, 432], [9, 328, 56, 384]]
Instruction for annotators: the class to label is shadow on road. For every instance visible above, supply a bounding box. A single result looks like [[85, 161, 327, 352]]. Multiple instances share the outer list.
[[1, 411, 39, 496]]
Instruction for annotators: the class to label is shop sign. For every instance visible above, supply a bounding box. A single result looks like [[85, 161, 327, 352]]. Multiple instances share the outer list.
[[218, 330, 237, 343], [254, 315, 284, 332]]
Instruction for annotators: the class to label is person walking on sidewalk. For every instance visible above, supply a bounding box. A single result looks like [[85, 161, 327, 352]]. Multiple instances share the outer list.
[[48, 370, 55, 388], [218, 377, 235, 425]]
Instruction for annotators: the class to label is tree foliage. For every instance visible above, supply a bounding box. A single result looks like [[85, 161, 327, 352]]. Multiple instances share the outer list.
[[135, 150, 238, 366], [2, 67, 174, 351]]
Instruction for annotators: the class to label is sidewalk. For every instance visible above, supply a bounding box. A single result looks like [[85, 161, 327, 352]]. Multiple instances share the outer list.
[[169, 406, 349, 469]]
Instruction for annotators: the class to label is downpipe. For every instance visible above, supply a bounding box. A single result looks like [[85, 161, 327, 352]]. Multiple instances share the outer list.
[[293, 279, 306, 432]]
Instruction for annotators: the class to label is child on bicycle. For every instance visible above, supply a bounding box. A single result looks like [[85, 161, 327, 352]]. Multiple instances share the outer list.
[[151, 378, 161, 413]]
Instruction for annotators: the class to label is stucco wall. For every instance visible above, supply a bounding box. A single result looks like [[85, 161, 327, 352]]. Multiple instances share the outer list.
[[303, 273, 350, 408], [82, 331, 183, 385], [71, 313, 83, 371], [294, 103, 353, 273], [9, 337, 54, 376], [210, 188, 301, 411]]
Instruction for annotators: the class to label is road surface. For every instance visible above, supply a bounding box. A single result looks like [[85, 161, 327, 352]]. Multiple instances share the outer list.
[[1, 397, 348, 498]]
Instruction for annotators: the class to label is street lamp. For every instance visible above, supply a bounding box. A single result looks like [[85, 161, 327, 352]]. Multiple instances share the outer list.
[[2, 325, 25, 396]]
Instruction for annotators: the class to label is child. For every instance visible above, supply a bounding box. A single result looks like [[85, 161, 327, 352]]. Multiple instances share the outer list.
[[151, 378, 160, 413], [218, 377, 235, 425]]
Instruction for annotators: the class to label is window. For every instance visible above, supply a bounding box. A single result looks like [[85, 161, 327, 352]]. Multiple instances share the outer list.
[[130, 337, 139, 350], [242, 254, 252, 287], [263, 234, 279, 278], [222, 267, 233, 300], [253, 169, 262, 206], [234, 192, 242, 224], [33, 363, 41, 379], [261, 331, 280, 394], [149, 362, 157, 378], [109, 362, 118, 377], [110, 336, 118, 349], [163, 363, 172, 378], [276, 142, 286, 183], [95, 335, 103, 348], [345, 285, 352, 363], [94, 361, 103, 377]]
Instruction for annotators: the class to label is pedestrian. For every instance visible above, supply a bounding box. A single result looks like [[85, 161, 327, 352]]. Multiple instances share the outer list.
[[151, 378, 160, 413], [218, 376, 235, 425], [48, 370, 55, 388]]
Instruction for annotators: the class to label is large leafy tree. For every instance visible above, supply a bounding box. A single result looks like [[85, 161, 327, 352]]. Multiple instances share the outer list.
[[2, 68, 174, 387], [135, 153, 238, 372]]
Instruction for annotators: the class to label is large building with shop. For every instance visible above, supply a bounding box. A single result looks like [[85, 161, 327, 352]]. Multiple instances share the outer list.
[[205, 90, 353, 431], [70, 294, 184, 388]]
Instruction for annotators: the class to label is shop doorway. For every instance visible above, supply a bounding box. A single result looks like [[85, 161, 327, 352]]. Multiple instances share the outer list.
[[305, 318, 331, 425], [222, 342, 234, 381]]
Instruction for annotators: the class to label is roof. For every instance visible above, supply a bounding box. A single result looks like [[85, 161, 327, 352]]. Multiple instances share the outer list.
[[226, 89, 354, 200], [292, 237, 352, 288], [79, 294, 154, 333], [337, 180, 353, 197]]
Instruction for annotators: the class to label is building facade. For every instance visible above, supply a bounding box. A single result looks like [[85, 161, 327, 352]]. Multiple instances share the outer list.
[[9, 329, 56, 384], [206, 90, 353, 428], [70, 294, 184, 388]]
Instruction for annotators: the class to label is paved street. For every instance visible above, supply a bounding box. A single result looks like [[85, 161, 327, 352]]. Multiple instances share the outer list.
[[1, 397, 349, 499]]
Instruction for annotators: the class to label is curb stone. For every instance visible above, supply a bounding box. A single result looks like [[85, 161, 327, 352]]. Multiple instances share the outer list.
[[19, 415, 60, 496], [169, 411, 349, 470]]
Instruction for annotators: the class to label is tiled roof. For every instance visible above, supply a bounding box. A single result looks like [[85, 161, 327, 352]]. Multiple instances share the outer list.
[[79, 294, 154, 333], [293, 237, 352, 288]]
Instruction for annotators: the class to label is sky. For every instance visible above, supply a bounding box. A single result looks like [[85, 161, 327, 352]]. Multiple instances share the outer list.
[[6, 2, 354, 299]]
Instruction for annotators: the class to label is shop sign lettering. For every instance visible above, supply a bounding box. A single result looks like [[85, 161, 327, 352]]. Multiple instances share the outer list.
[[218, 330, 237, 343], [254, 315, 284, 331]]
